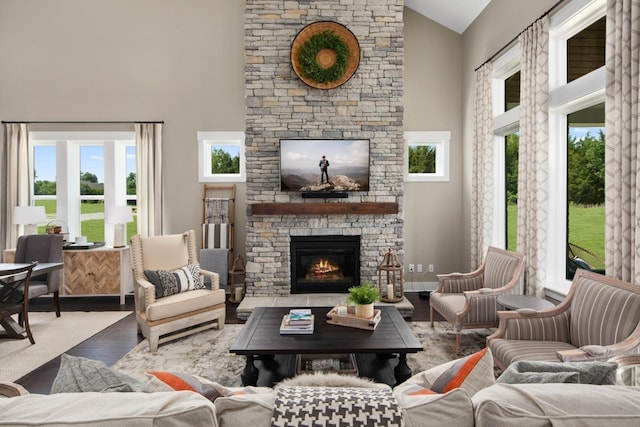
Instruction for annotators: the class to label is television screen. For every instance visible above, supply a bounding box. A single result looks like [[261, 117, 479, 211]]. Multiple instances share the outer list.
[[280, 139, 370, 192]]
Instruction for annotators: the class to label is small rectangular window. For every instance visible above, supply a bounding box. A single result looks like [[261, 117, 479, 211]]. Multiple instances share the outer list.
[[567, 16, 605, 83], [198, 131, 245, 182], [404, 131, 450, 182], [504, 71, 521, 111]]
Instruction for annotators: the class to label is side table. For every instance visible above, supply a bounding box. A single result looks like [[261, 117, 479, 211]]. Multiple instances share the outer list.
[[497, 294, 555, 311]]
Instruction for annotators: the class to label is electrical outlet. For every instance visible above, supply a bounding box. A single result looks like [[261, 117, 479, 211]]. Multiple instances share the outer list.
[[428, 264, 434, 273], [417, 264, 423, 272], [409, 264, 415, 273]]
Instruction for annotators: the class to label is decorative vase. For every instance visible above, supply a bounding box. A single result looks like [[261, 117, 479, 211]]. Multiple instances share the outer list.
[[355, 303, 374, 319]]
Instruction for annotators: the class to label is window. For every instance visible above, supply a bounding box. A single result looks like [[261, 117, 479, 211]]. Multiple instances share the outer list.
[[198, 131, 245, 182], [505, 132, 519, 251], [29, 132, 137, 246], [404, 131, 450, 182], [546, 0, 605, 293], [505, 71, 521, 111], [566, 103, 605, 278]]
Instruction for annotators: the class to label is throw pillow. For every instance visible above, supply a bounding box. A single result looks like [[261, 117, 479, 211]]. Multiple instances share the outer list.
[[147, 371, 221, 402], [144, 263, 203, 298], [51, 354, 144, 393], [496, 360, 618, 385], [395, 347, 495, 397]]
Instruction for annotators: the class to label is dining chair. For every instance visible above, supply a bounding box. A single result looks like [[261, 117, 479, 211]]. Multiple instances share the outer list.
[[0, 263, 36, 344], [14, 234, 64, 321]]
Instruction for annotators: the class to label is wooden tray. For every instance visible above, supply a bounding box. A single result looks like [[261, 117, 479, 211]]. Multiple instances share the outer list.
[[326, 305, 381, 330]]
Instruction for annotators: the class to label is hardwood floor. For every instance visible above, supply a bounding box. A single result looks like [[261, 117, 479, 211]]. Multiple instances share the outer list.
[[15, 292, 431, 394]]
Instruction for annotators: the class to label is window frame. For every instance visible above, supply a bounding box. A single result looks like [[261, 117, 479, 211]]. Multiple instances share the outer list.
[[403, 131, 451, 182], [29, 131, 136, 246], [546, 0, 606, 297], [197, 131, 246, 183]]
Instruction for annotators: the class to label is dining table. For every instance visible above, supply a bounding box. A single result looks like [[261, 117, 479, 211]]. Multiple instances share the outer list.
[[0, 262, 64, 340]]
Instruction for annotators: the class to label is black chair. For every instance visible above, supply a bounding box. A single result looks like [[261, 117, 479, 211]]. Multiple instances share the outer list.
[[14, 234, 64, 320], [0, 263, 36, 344]]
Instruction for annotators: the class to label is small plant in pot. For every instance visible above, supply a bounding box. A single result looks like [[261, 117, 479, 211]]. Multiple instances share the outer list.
[[346, 281, 380, 319]]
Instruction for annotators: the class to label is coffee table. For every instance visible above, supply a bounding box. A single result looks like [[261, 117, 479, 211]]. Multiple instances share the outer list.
[[230, 306, 423, 387]]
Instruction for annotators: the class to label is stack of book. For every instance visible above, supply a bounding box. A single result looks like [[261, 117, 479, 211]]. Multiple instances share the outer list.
[[279, 308, 314, 334]]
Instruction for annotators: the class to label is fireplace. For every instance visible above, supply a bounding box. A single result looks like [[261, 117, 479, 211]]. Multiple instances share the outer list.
[[290, 235, 360, 293]]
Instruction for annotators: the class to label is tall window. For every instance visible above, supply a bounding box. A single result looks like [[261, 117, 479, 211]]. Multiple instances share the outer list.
[[566, 103, 605, 278], [30, 132, 137, 245], [547, 0, 606, 289], [505, 132, 519, 251]]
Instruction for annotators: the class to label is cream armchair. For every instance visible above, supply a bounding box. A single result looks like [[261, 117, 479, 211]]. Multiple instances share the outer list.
[[430, 246, 525, 353], [130, 230, 225, 353], [487, 269, 640, 370]]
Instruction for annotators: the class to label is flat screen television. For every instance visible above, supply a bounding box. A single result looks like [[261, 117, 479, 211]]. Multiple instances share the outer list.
[[280, 139, 370, 192]]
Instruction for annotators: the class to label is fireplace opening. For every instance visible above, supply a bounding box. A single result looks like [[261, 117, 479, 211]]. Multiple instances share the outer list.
[[290, 235, 360, 293]]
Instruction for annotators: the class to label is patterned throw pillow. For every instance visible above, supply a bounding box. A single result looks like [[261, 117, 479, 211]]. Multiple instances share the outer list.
[[147, 371, 221, 402], [144, 263, 203, 298], [398, 347, 494, 397]]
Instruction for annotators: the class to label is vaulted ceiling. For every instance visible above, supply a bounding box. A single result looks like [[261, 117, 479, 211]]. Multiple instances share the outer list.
[[405, 0, 492, 34]]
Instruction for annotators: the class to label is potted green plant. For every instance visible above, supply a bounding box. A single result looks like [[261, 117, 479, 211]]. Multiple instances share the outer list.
[[346, 281, 380, 319]]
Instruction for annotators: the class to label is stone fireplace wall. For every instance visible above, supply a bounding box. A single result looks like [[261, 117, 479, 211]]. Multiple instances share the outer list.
[[244, 0, 404, 296]]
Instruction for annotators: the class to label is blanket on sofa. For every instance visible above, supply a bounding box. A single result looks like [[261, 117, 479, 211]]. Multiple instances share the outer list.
[[271, 385, 402, 427]]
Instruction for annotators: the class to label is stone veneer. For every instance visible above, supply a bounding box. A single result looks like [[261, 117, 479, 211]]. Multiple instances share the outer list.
[[244, 0, 404, 296]]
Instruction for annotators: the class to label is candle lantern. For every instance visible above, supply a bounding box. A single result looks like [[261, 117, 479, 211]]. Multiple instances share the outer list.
[[229, 254, 246, 304], [377, 248, 404, 303]]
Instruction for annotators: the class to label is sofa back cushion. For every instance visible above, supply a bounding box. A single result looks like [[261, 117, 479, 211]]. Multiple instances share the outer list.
[[483, 249, 522, 289], [569, 273, 640, 347]]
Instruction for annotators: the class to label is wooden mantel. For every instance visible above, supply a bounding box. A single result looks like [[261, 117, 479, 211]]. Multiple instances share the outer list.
[[250, 202, 398, 216]]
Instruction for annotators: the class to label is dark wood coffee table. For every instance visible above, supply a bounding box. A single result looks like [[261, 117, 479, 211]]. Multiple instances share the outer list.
[[230, 306, 423, 387]]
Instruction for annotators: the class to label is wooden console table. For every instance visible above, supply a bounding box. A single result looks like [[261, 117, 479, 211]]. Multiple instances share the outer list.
[[3, 246, 133, 304]]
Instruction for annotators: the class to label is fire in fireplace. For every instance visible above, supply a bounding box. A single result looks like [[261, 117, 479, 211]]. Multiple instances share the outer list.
[[290, 235, 360, 293]]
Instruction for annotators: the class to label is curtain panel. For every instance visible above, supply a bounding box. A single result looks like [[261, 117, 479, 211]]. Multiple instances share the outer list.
[[605, 0, 640, 283], [471, 63, 494, 269], [1, 123, 30, 252], [516, 17, 550, 297], [135, 123, 163, 238]]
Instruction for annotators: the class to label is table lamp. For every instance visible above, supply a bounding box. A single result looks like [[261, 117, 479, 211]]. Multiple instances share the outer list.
[[105, 205, 133, 248], [13, 206, 47, 235]]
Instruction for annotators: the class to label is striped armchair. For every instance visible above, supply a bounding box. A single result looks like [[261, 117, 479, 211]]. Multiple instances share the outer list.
[[487, 269, 640, 370], [430, 247, 525, 353]]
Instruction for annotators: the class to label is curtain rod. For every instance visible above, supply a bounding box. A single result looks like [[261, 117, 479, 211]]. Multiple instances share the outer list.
[[1, 120, 164, 124], [474, 0, 567, 72]]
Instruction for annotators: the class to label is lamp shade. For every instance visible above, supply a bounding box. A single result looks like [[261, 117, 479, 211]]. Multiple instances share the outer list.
[[13, 206, 47, 225], [105, 205, 133, 224]]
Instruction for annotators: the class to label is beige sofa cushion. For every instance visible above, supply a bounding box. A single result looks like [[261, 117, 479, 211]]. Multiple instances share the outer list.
[[473, 383, 640, 427], [146, 288, 225, 321], [394, 388, 474, 427], [0, 391, 217, 427]]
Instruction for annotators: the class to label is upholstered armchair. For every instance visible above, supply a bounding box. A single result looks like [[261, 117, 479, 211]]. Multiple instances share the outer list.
[[14, 234, 64, 319], [430, 246, 525, 353], [487, 269, 640, 370], [130, 230, 225, 353]]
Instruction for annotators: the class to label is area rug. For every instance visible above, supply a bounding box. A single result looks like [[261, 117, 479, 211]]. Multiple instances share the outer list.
[[112, 321, 493, 387], [0, 311, 131, 382]]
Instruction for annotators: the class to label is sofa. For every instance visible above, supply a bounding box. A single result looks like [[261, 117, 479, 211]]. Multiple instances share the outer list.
[[2, 351, 640, 426]]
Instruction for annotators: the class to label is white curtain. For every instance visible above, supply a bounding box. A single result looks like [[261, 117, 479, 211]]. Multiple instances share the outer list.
[[516, 17, 550, 297], [605, 0, 640, 283], [1, 123, 30, 252], [470, 63, 494, 269], [135, 123, 163, 237]]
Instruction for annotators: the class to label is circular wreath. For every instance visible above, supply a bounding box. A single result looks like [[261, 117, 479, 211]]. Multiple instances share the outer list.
[[297, 30, 349, 84], [291, 22, 360, 89]]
